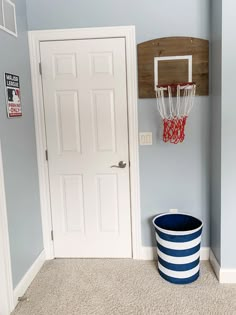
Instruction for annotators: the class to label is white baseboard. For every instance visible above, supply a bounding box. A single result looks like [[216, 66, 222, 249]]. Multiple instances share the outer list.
[[209, 249, 220, 280], [13, 250, 45, 307], [140, 246, 210, 261], [210, 249, 236, 283], [200, 247, 210, 260], [220, 269, 236, 283], [140, 246, 157, 260]]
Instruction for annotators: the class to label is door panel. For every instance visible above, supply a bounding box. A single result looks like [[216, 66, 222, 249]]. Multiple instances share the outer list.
[[40, 38, 132, 258], [56, 91, 81, 153], [92, 90, 116, 152], [96, 174, 119, 233], [62, 175, 85, 233]]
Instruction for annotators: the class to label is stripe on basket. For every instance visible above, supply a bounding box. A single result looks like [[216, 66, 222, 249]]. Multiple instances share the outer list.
[[157, 249, 200, 264], [157, 243, 201, 257], [158, 256, 200, 272], [158, 269, 200, 284], [156, 234, 201, 250], [158, 262, 200, 279], [155, 228, 202, 243]]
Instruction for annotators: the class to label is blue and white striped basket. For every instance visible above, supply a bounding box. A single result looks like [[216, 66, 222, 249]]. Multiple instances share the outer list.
[[153, 213, 203, 285]]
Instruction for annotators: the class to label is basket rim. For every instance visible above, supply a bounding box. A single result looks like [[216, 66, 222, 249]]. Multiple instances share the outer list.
[[156, 82, 196, 90], [152, 212, 203, 236]]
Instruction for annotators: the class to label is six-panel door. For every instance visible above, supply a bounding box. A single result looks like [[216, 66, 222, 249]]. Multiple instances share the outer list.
[[40, 38, 132, 257]]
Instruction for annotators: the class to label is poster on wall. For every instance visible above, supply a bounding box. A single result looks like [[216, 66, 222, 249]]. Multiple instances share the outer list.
[[5, 73, 22, 118]]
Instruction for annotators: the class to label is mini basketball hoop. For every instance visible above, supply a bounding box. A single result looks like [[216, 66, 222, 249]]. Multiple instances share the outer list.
[[156, 82, 196, 144]]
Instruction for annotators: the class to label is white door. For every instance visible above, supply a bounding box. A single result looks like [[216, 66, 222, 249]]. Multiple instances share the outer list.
[[40, 38, 132, 258]]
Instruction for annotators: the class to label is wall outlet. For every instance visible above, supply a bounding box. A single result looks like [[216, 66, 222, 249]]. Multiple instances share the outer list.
[[139, 132, 153, 145]]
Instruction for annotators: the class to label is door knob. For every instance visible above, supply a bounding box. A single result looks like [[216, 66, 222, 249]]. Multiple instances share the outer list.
[[111, 161, 127, 169]]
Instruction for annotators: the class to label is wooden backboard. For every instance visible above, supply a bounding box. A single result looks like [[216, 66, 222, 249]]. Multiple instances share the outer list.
[[138, 37, 209, 98]]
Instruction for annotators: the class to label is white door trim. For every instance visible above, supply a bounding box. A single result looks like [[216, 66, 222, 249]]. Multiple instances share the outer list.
[[28, 26, 141, 260], [0, 140, 14, 315]]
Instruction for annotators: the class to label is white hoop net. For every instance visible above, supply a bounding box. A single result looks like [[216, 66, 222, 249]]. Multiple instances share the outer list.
[[156, 84, 196, 144]]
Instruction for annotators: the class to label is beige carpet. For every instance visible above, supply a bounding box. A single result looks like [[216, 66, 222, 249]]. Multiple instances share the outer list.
[[12, 260, 236, 315]]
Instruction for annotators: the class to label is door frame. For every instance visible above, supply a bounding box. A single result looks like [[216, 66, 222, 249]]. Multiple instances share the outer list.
[[28, 26, 141, 260], [0, 140, 14, 315]]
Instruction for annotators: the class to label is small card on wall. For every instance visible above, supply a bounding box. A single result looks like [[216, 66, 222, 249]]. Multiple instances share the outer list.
[[5, 73, 22, 118]]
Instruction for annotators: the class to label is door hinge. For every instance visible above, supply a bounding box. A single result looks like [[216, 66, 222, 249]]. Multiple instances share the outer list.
[[39, 62, 42, 76], [45, 150, 48, 161], [129, 161, 131, 167], [51, 230, 54, 241]]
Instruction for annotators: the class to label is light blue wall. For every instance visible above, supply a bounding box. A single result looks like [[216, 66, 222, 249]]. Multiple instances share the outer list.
[[210, 0, 222, 264], [26, 0, 210, 43], [221, 0, 236, 268], [0, 0, 43, 288], [139, 98, 210, 246], [26, 0, 211, 247]]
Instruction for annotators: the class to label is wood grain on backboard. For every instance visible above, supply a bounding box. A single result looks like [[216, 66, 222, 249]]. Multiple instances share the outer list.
[[138, 37, 209, 98]]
